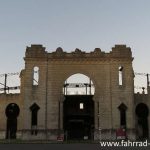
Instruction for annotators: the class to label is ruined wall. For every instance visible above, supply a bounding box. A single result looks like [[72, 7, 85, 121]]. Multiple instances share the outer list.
[[134, 92, 150, 138]]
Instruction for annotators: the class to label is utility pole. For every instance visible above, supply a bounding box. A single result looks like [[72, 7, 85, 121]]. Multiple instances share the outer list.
[[4, 74, 7, 94], [97, 102, 102, 141], [98, 113, 101, 142], [66, 80, 68, 95], [147, 74, 149, 87], [89, 78, 91, 95], [147, 74, 149, 94], [84, 83, 88, 95]]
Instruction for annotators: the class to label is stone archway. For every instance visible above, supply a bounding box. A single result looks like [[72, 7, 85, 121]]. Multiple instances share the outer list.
[[63, 73, 95, 140], [23, 44, 135, 141], [135, 103, 149, 139], [5, 103, 20, 139]]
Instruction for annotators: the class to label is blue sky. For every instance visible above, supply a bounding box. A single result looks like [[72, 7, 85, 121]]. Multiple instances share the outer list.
[[0, 0, 150, 90]]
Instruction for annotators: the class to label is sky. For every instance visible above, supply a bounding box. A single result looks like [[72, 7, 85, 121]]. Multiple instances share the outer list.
[[0, 0, 150, 92]]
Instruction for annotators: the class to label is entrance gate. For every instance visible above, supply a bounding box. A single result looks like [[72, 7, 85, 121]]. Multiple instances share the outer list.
[[64, 95, 94, 140], [63, 74, 94, 140]]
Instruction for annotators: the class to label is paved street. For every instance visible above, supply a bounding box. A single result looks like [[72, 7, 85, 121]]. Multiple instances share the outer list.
[[0, 144, 149, 150]]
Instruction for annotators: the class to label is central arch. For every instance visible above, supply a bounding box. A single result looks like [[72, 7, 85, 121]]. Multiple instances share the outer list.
[[63, 73, 95, 140]]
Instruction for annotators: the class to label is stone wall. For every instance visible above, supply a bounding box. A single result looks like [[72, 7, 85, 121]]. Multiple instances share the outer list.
[[0, 94, 22, 139]]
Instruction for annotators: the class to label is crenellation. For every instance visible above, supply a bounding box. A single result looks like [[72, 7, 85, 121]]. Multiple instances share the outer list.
[[48, 44, 132, 60]]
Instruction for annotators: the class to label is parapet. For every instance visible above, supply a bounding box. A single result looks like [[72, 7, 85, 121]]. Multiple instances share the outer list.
[[25, 45, 47, 58], [48, 44, 133, 60], [111, 45, 132, 58], [24, 44, 133, 60]]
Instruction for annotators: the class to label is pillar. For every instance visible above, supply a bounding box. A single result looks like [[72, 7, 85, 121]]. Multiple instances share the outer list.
[[94, 101, 99, 129], [59, 101, 63, 129]]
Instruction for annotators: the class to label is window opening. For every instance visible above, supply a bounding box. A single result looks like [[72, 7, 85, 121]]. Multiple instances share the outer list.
[[33, 67, 39, 86], [119, 66, 123, 86], [118, 103, 127, 128], [79, 103, 84, 109]]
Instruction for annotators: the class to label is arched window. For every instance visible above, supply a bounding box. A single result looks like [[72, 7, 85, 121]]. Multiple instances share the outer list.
[[135, 103, 149, 139], [30, 103, 40, 135], [5, 103, 20, 139], [119, 66, 123, 86], [33, 66, 39, 86], [118, 103, 127, 128]]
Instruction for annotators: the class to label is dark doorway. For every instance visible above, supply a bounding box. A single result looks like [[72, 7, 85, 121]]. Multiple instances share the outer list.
[[118, 103, 127, 128], [5, 103, 20, 139], [135, 103, 149, 139], [63, 95, 94, 140], [30, 103, 40, 135]]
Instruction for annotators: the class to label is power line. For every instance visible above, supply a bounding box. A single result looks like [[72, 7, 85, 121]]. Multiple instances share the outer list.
[[0, 74, 5, 77], [0, 86, 20, 91], [0, 71, 149, 77], [7, 72, 20, 76], [134, 72, 150, 76], [134, 86, 147, 90], [0, 72, 20, 78]]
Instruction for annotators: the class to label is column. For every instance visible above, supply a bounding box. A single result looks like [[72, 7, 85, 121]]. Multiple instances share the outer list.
[[94, 101, 98, 129], [59, 101, 63, 129]]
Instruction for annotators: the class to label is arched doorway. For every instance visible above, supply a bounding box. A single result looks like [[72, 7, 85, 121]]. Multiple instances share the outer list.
[[30, 103, 40, 135], [135, 103, 149, 139], [63, 73, 95, 140], [5, 103, 20, 139]]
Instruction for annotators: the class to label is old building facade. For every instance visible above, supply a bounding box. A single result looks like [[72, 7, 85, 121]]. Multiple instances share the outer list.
[[0, 44, 149, 140]]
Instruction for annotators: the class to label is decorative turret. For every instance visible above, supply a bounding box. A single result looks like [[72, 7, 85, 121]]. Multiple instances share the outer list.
[[111, 45, 132, 58], [25, 44, 47, 58]]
